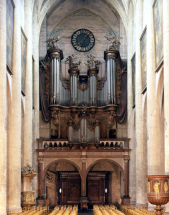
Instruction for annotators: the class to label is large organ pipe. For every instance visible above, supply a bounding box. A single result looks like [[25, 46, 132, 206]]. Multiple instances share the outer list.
[[47, 48, 63, 105], [88, 68, 98, 106], [104, 50, 118, 105], [69, 68, 79, 106]]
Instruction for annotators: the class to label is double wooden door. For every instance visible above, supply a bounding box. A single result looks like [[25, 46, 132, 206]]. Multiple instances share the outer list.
[[59, 171, 109, 206]]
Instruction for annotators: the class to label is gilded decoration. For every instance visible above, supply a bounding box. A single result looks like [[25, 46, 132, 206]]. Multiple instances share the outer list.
[[164, 181, 169, 193], [6, 0, 14, 71], [131, 54, 136, 106], [21, 165, 37, 177], [21, 29, 27, 94], [140, 28, 147, 91], [147, 181, 151, 193], [154, 181, 160, 193], [21, 191, 35, 205], [154, 0, 163, 68]]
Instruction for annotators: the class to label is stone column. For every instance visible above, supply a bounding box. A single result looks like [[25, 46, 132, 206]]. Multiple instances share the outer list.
[[81, 158, 87, 197], [7, 0, 22, 212], [147, 0, 164, 175], [21, 166, 37, 207], [32, 13, 40, 197], [0, 0, 7, 214], [124, 158, 129, 197], [123, 158, 130, 205], [88, 68, 98, 106], [69, 68, 79, 106], [23, 0, 33, 167], [37, 159, 45, 206], [127, 1, 136, 205], [104, 50, 118, 105], [135, 0, 147, 205], [80, 156, 89, 210], [163, 0, 169, 211]]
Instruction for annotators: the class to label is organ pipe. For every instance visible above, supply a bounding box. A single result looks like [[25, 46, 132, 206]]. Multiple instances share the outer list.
[[47, 48, 63, 105], [104, 50, 118, 105]]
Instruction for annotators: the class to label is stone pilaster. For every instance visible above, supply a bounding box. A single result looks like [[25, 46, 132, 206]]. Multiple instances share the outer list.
[[147, 0, 164, 175], [0, 0, 7, 214], [135, 0, 147, 205], [163, 0, 169, 211], [23, 0, 33, 167], [7, 0, 22, 212], [32, 15, 40, 197], [127, 1, 136, 205]]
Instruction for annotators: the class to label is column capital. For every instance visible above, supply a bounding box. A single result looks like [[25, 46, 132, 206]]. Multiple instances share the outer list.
[[21, 165, 37, 178], [124, 158, 130, 163], [38, 158, 44, 163]]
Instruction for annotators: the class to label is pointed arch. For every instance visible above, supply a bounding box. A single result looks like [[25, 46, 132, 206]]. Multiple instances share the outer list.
[[37, 0, 128, 33], [50, 8, 116, 38]]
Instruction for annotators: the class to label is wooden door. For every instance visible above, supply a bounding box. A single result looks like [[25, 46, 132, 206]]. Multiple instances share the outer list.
[[87, 172, 107, 205], [59, 172, 81, 205]]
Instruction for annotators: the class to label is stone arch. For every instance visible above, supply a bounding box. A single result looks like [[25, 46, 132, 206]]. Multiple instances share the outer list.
[[37, 0, 127, 32], [43, 158, 82, 179], [50, 8, 116, 37], [86, 158, 124, 176], [86, 158, 125, 202]]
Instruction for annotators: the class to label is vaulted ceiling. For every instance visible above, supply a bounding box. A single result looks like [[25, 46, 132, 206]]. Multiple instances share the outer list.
[[32, 0, 135, 35]]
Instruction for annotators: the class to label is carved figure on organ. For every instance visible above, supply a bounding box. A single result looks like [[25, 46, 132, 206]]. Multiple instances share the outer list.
[[105, 36, 122, 50], [66, 54, 81, 69], [87, 54, 95, 68], [45, 37, 60, 49]]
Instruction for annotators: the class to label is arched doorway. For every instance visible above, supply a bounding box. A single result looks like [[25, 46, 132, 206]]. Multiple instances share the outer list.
[[87, 160, 124, 207], [44, 160, 81, 208]]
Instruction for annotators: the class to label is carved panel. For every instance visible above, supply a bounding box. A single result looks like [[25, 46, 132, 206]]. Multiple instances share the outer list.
[[21, 191, 35, 205]]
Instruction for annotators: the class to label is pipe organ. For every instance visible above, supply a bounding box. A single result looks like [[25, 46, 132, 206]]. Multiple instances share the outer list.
[[40, 37, 127, 145], [38, 37, 130, 207]]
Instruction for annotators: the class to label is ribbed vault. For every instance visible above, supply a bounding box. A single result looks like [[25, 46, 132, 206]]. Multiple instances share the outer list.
[[31, 0, 135, 34]]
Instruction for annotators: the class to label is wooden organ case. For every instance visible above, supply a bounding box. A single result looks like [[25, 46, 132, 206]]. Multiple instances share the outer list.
[[37, 38, 131, 207]]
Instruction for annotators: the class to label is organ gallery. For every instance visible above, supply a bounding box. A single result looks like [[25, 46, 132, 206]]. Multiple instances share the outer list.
[[0, 0, 168, 214]]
